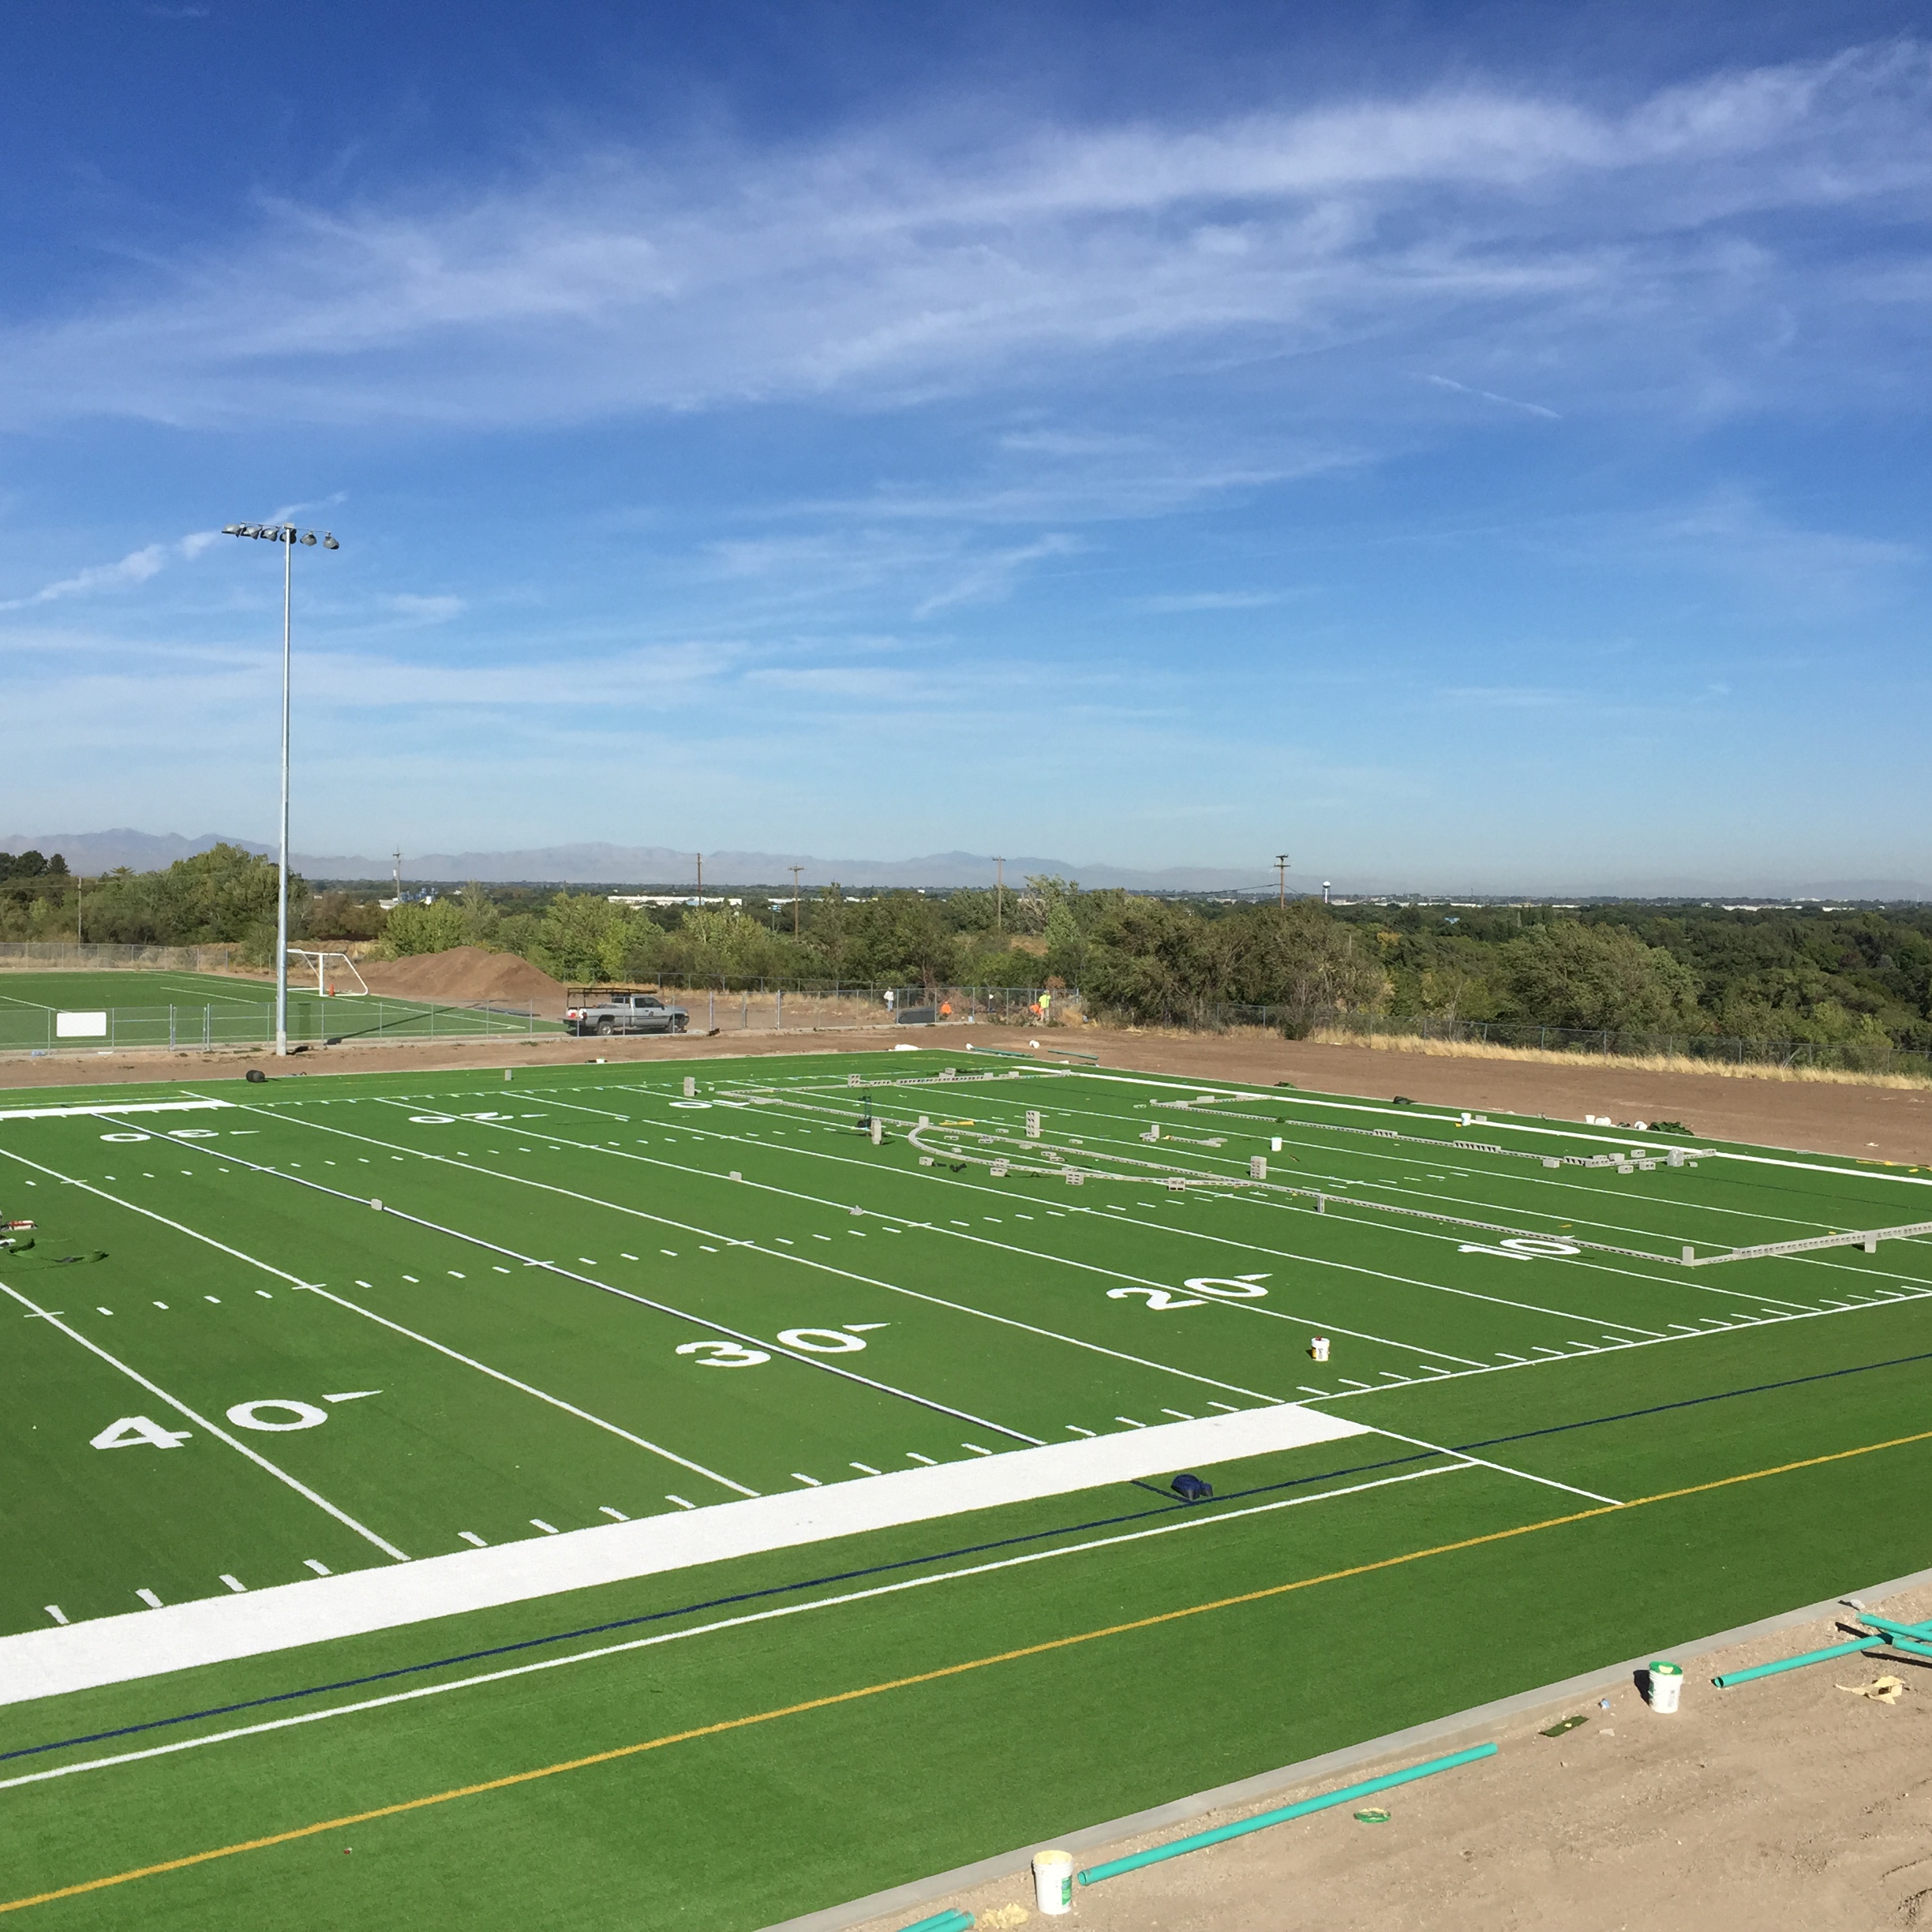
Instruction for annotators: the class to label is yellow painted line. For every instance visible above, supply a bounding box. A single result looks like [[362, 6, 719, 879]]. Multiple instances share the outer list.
[[9, 1422, 1932, 1915]]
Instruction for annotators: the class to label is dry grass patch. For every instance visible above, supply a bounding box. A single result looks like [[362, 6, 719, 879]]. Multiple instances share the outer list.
[[1301, 1027, 1932, 1090]]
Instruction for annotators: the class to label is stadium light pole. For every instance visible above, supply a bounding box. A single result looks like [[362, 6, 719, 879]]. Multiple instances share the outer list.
[[790, 864, 803, 935], [993, 856, 1005, 934], [221, 521, 339, 1056]]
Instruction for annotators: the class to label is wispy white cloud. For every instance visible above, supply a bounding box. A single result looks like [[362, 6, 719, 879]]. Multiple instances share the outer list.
[[384, 593, 465, 624], [1131, 590, 1286, 612], [3, 45, 1928, 432], [1422, 373, 1561, 420], [1530, 488, 1923, 620], [0, 532, 217, 609], [912, 534, 1079, 618]]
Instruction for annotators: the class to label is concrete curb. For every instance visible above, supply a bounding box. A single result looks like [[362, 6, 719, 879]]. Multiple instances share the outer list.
[[766, 1559, 1932, 1932]]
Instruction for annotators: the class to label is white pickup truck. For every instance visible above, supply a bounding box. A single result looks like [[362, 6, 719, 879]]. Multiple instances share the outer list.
[[563, 990, 690, 1036]]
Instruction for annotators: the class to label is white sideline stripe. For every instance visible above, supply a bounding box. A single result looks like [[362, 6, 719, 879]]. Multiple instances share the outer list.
[[0, 1405, 1367, 1708], [0, 1463, 1464, 1795], [0, 1099, 232, 1122]]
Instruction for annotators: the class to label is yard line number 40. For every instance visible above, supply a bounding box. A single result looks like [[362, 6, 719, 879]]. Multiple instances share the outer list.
[[91, 1391, 381, 1448]]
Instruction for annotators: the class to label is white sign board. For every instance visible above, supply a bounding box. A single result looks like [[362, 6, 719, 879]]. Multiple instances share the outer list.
[[55, 1011, 108, 1039]]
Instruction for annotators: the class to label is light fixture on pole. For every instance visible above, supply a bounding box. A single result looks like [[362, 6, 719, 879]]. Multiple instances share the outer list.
[[221, 522, 340, 1057]]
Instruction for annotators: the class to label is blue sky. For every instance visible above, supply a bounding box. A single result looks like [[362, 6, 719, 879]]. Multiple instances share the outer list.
[[2, 1, 1929, 890]]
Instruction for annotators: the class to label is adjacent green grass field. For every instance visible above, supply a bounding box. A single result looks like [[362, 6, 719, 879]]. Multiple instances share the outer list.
[[3, 1046, 1932, 1930], [0, 970, 556, 1052]]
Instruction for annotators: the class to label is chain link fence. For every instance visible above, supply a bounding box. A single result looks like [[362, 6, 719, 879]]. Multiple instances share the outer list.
[[0, 942, 242, 972], [626, 978, 1086, 1035], [0, 998, 557, 1056], [9, 943, 1914, 1077]]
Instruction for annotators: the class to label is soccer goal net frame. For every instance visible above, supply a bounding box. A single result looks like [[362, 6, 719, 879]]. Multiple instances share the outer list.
[[285, 949, 371, 997]]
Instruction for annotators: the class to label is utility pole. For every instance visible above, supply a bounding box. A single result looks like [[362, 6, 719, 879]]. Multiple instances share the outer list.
[[790, 865, 803, 935], [1275, 853, 1291, 909], [392, 849, 401, 900], [993, 856, 1005, 934], [695, 853, 702, 902]]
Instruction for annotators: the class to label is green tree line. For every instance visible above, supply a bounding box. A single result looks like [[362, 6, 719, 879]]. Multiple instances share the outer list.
[[377, 882, 1046, 989], [16, 846, 1930, 1049]]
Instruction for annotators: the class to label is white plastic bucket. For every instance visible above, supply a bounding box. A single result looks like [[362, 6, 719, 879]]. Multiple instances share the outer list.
[[1033, 1850, 1074, 1915], [1648, 1660, 1683, 1713], [1309, 1336, 1331, 1362]]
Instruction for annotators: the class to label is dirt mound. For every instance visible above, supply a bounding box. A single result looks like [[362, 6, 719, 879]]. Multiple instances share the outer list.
[[355, 946, 564, 1009]]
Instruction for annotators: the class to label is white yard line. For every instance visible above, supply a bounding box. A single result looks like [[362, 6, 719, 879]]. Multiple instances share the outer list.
[[394, 1084, 1932, 1326], [585, 1095, 1694, 1335], [151, 1105, 1049, 1447], [301, 1286, 759, 1498], [0, 1403, 1374, 1706], [217, 1099, 1296, 1407], [336, 1084, 1859, 1372], [0, 1279, 408, 1561], [147, 978, 269, 1009], [407, 1100, 1503, 1365], [1360, 1421, 1623, 1506], [921, 1067, 1932, 1206], [0, 1136, 757, 1499], [742, 1084, 1906, 1293]]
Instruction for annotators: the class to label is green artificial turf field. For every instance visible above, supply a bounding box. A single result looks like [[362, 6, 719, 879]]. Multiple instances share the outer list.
[[0, 970, 557, 1054], [3, 1045, 1932, 1929]]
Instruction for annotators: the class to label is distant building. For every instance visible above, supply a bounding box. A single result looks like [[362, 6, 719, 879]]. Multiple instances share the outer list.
[[608, 894, 743, 909]]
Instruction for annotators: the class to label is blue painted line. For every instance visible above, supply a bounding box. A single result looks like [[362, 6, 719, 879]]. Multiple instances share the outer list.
[[1451, 1345, 1932, 1452], [22, 1345, 1931, 1768], [2, 1447, 1441, 1765]]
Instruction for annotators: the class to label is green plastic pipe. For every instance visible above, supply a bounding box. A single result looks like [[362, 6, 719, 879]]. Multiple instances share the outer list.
[[1851, 1613, 1932, 1648], [1712, 1637, 1885, 1687], [1076, 1742, 1497, 1886], [1714, 1609, 1932, 1687], [898, 1911, 972, 1932]]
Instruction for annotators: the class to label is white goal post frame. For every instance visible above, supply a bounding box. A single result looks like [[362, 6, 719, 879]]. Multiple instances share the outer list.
[[285, 948, 371, 997]]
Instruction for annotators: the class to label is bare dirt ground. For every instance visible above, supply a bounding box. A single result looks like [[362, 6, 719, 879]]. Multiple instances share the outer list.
[[839, 1577, 1932, 1932], [1071, 1030, 1932, 1166], [3, 1020, 1926, 1164], [350, 944, 564, 1006]]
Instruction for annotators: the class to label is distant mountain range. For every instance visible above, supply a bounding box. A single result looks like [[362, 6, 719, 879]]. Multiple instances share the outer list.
[[5, 830, 1927, 900], [0, 830, 1264, 892]]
